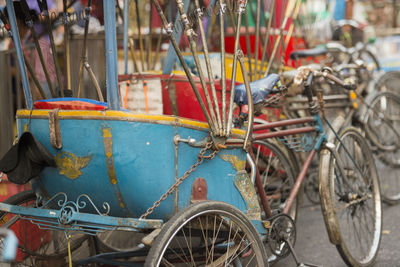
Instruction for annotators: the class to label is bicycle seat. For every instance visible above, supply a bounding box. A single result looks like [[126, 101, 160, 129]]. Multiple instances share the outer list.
[[234, 74, 280, 105], [290, 46, 328, 60]]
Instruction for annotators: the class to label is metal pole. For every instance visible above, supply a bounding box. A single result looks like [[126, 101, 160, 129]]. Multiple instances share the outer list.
[[6, 0, 33, 108], [162, 0, 190, 75], [39, 0, 63, 96], [258, 0, 276, 79], [219, 0, 227, 135], [104, 0, 121, 110], [146, 2, 153, 70], [264, 0, 298, 77], [226, 0, 246, 137], [194, 0, 222, 135], [123, 0, 129, 74], [237, 50, 253, 150], [243, 12, 253, 81], [152, 0, 215, 132], [254, 0, 261, 81], [135, 0, 145, 71], [77, 0, 92, 98], [63, 0, 71, 91], [20, 0, 55, 97], [174, 0, 219, 134]]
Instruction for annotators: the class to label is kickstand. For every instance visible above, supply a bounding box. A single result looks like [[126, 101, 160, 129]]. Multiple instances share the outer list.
[[285, 237, 323, 267]]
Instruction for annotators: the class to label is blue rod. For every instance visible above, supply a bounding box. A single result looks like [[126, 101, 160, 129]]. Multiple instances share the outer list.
[[123, 0, 129, 75], [6, 0, 33, 109], [104, 1, 121, 110], [162, 0, 190, 75]]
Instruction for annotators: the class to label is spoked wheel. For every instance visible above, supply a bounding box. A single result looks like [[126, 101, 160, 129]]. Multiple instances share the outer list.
[[0, 190, 87, 266], [96, 230, 146, 252], [304, 169, 320, 204], [144, 201, 268, 267], [252, 140, 298, 221], [364, 92, 400, 152], [364, 92, 400, 204], [375, 70, 400, 94], [319, 127, 382, 267]]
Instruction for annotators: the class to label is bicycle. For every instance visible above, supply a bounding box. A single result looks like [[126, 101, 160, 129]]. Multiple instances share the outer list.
[[282, 62, 400, 204], [234, 68, 382, 266]]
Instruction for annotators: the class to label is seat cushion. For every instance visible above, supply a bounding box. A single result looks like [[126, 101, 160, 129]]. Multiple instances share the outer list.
[[34, 98, 108, 110]]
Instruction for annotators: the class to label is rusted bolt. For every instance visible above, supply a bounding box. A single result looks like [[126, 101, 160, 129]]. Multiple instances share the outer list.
[[215, 143, 227, 150]]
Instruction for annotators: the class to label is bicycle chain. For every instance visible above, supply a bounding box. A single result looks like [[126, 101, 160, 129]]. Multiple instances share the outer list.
[[138, 141, 219, 221]]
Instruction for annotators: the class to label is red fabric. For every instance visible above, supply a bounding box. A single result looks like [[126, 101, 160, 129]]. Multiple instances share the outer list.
[[34, 101, 107, 110]]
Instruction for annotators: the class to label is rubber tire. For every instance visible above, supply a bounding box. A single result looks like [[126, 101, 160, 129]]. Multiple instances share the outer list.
[[364, 92, 400, 152], [319, 127, 382, 267], [374, 71, 400, 93], [359, 49, 381, 72], [364, 92, 400, 204], [144, 201, 269, 267], [0, 190, 87, 261]]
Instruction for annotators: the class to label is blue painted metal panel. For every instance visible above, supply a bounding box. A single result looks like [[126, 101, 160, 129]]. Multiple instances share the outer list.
[[103, 1, 121, 110], [18, 113, 250, 221], [0, 202, 163, 231]]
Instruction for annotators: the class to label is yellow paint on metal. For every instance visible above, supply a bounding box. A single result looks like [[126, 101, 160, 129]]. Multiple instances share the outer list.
[[219, 154, 246, 171], [233, 172, 261, 220], [352, 102, 358, 109], [23, 124, 28, 132], [55, 152, 93, 179], [102, 128, 128, 210], [16, 110, 246, 136]]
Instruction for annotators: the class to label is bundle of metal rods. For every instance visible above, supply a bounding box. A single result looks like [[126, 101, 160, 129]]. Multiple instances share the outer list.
[[152, 0, 254, 145]]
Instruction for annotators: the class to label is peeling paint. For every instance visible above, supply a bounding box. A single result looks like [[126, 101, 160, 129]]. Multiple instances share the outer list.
[[219, 154, 246, 171], [234, 171, 261, 220]]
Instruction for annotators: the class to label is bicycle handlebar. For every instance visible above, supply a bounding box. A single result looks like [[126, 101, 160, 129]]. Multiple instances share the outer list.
[[313, 70, 357, 91]]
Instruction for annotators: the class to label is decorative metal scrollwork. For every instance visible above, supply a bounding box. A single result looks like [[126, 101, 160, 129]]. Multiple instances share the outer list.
[[38, 192, 110, 225], [59, 205, 76, 225]]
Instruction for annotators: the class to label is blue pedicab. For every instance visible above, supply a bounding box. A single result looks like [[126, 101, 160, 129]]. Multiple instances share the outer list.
[[0, 0, 271, 266]]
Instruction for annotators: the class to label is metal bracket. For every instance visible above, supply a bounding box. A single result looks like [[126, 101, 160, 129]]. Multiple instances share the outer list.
[[49, 108, 62, 149], [191, 177, 208, 202], [173, 135, 209, 147]]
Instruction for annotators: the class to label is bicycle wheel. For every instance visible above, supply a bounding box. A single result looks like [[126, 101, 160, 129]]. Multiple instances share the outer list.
[[96, 230, 145, 252], [374, 70, 400, 93], [319, 127, 382, 267], [364, 92, 400, 152], [0, 190, 86, 266], [358, 49, 381, 72], [364, 92, 400, 203], [144, 201, 268, 267], [252, 140, 298, 221], [304, 168, 320, 204]]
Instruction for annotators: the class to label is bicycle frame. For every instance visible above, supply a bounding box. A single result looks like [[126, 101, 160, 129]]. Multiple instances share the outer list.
[[249, 71, 373, 220], [250, 114, 326, 218]]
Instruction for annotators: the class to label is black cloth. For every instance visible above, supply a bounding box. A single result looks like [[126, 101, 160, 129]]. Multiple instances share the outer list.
[[0, 132, 55, 184]]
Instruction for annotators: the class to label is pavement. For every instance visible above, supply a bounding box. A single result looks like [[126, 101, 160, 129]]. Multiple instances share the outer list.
[[273, 199, 400, 267]]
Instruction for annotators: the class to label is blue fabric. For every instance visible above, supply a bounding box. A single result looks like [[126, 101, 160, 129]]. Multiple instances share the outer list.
[[234, 74, 280, 105]]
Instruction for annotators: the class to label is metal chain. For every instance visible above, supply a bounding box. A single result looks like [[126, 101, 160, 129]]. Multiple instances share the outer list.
[[138, 141, 219, 221]]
